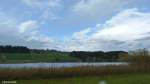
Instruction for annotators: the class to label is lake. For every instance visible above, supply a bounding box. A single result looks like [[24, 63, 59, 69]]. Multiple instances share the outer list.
[[0, 62, 127, 68]]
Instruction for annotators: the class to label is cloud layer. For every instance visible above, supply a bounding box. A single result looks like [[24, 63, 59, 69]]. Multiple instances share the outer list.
[[72, 0, 135, 21], [0, 11, 61, 50], [21, 0, 62, 21], [1, 8, 150, 51], [0, 0, 150, 51], [66, 8, 150, 51]]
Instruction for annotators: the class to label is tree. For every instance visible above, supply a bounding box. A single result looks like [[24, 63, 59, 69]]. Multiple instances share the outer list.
[[0, 45, 30, 53], [128, 49, 150, 67], [70, 51, 127, 62]]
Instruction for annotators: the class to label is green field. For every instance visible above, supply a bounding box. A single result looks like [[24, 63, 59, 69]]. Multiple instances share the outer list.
[[4, 74, 150, 84], [0, 53, 80, 63]]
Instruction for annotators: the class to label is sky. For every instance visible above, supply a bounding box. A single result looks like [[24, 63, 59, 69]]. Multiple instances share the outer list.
[[0, 0, 150, 51]]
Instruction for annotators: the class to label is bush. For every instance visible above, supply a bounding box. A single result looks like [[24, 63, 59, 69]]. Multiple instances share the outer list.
[[127, 49, 150, 67]]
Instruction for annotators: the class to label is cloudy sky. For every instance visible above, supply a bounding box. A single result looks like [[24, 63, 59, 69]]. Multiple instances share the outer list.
[[0, 0, 150, 51]]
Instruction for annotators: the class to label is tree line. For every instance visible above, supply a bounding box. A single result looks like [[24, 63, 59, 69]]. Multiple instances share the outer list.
[[0, 45, 30, 53], [0, 45, 128, 62], [0, 45, 63, 54], [70, 51, 127, 62]]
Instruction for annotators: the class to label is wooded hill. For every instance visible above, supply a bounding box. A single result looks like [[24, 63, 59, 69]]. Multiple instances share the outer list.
[[0, 45, 127, 62]]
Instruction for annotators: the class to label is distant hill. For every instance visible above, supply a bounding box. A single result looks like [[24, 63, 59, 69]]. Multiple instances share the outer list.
[[0, 45, 128, 63]]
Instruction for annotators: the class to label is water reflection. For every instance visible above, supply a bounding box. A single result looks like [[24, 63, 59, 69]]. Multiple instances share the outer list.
[[0, 62, 127, 68]]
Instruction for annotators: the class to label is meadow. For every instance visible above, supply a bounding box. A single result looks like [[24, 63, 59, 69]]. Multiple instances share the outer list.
[[0, 53, 79, 63], [15, 74, 150, 84]]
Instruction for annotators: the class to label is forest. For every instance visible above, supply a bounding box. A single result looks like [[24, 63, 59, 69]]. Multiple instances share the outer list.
[[0, 45, 127, 62]]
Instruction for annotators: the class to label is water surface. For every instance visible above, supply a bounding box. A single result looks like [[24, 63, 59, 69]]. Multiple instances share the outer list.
[[0, 62, 127, 68]]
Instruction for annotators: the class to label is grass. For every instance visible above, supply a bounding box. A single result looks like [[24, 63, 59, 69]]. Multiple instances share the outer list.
[[2, 73, 150, 84], [105, 74, 150, 84], [0, 53, 80, 63]]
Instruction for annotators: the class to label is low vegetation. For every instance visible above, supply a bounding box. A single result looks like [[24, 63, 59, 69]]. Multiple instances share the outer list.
[[0, 61, 149, 80], [15, 74, 150, 84]]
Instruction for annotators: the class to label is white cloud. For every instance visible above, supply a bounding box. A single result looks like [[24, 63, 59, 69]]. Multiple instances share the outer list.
[[72, 0, 135, 21], [18, 20, 63, 49], [66, 8, 150, 51], [72, 28, 91, 40], [22, 0, 61, 9], [19, 20, 39, 33], [21, 0, 62, 21], [92, 8, 150, 42], [0, 11, 61, 50]]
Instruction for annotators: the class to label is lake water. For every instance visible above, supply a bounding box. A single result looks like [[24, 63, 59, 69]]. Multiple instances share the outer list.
[[0, 62, 127, 68]]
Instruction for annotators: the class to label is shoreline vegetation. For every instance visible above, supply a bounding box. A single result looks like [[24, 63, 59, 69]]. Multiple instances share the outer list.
[[0, 45, 150, 84], [0, 63, 150, 80]]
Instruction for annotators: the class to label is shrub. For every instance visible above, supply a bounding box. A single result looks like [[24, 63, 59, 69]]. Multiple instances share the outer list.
[[127, 49, 150, 68]]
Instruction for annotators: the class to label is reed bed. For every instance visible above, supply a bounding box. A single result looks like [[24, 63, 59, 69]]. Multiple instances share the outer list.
[[0, 64, 149, 80]]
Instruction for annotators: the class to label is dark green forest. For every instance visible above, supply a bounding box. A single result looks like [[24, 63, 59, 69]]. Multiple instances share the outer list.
[[0, 45, 127, 63]]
